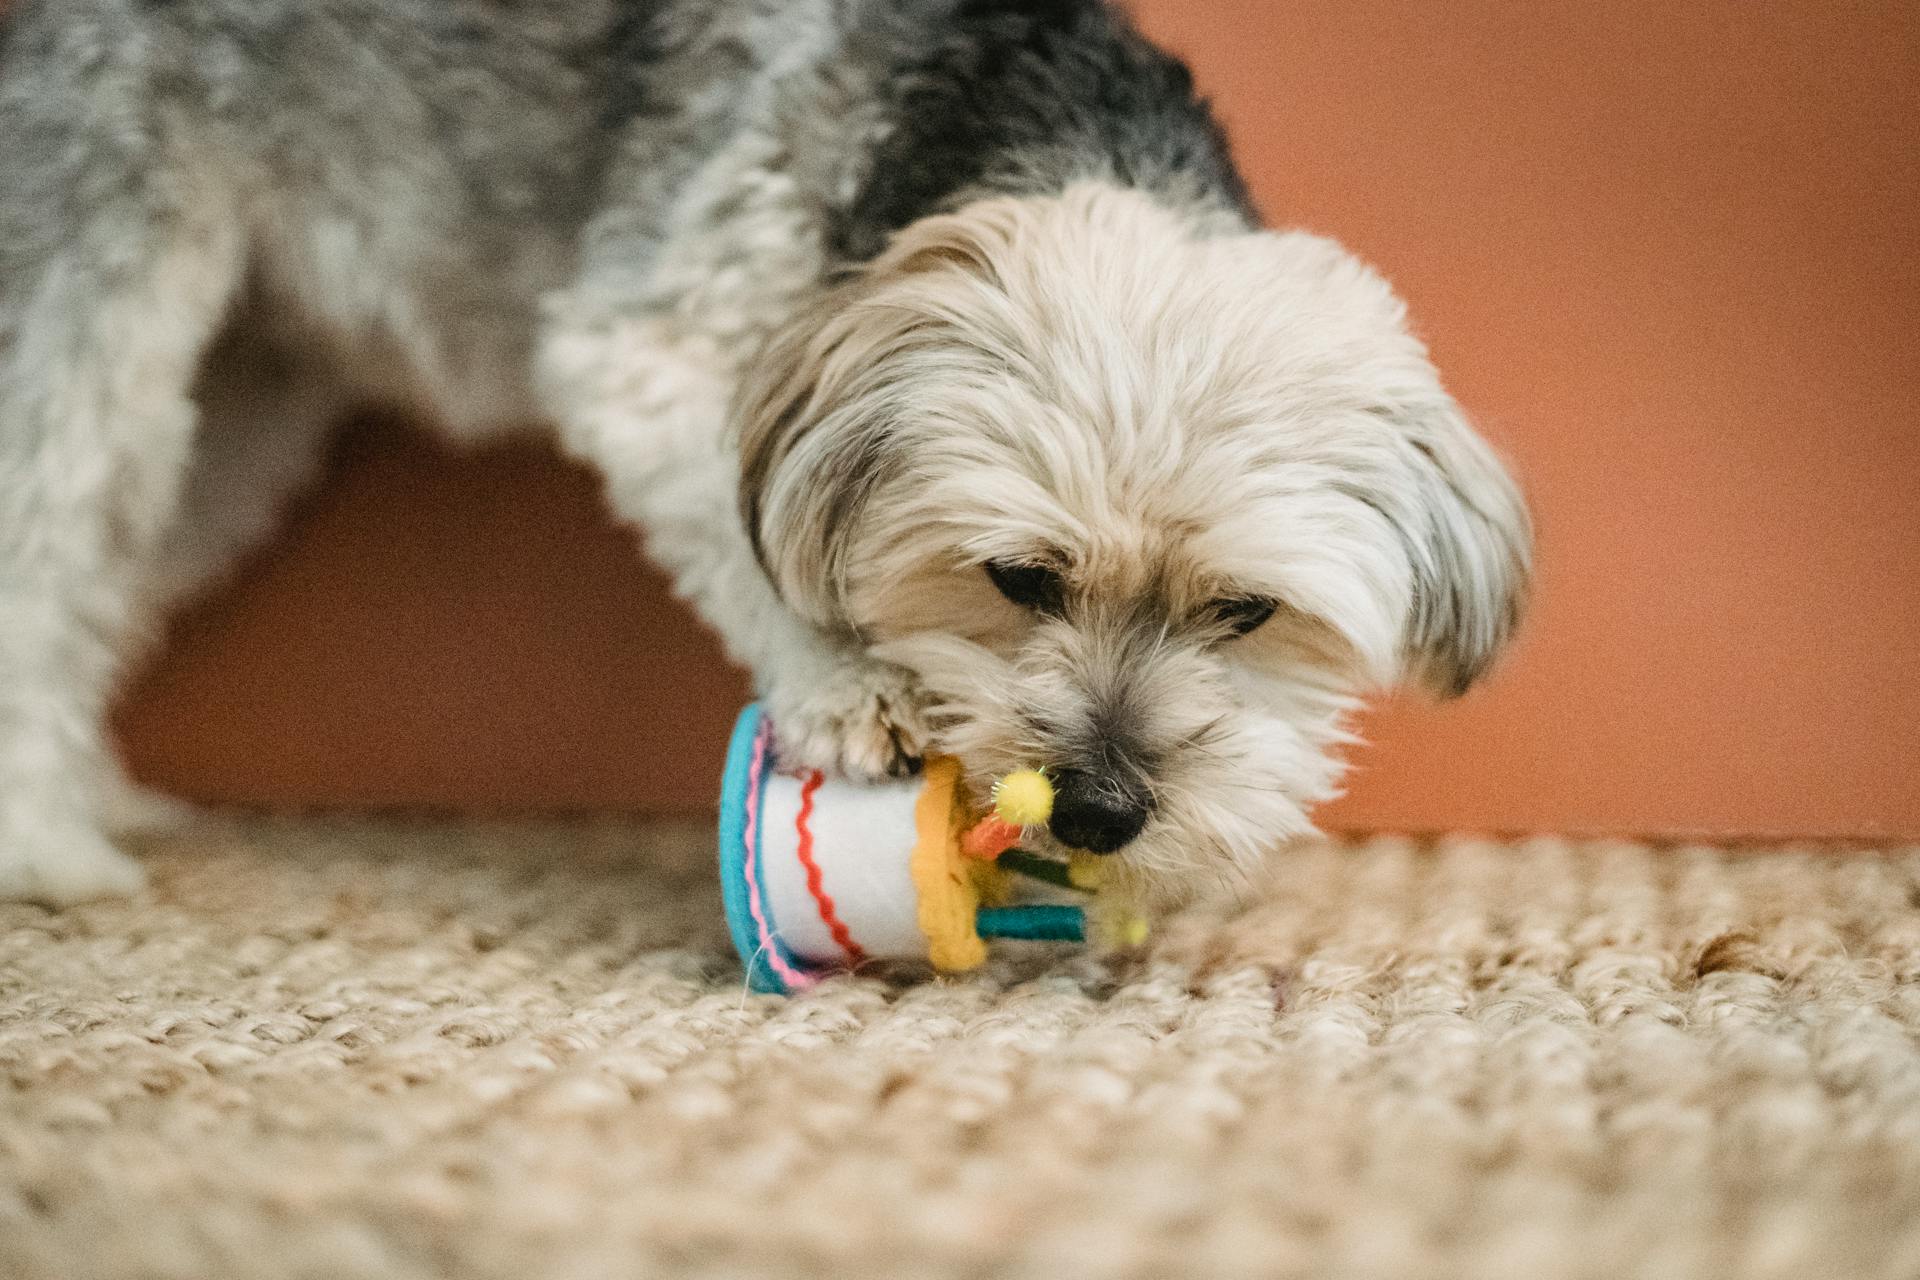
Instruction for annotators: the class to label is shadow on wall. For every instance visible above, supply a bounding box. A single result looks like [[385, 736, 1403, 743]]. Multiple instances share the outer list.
[[116, 419, 750, 813]]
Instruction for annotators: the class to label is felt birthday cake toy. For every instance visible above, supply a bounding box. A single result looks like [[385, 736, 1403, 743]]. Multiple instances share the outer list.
[[717, 702, 1147, 993]]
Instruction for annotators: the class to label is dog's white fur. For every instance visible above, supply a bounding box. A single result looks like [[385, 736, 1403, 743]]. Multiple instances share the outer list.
[[741, 186, 1529, 899]]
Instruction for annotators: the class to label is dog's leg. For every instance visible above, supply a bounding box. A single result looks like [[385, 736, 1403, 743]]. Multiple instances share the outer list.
[[540, 319, 930, 779], [0, 127, 244, 901], [100, 320, 348, 836], [145, 320, 346, 620]]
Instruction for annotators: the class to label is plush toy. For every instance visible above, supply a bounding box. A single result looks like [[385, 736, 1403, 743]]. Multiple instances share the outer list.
[[717, 703, 1145, 993]]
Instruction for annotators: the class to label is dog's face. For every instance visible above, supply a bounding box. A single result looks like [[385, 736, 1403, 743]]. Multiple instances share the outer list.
[[740, 184, 1529, 900]]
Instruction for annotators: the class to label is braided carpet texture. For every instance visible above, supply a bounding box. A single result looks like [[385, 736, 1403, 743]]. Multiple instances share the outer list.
[[3, 819, 1919, 1280]]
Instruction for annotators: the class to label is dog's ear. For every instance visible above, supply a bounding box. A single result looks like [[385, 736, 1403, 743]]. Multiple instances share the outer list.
[[736, 203, 1021, 628], [1231, 227, 1531, 695], [1386, 394, 1533, 697], [734, 285, 890, 631]]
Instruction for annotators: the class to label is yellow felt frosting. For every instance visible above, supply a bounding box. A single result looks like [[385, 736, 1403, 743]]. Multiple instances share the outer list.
[[910, 756, 988, 973]]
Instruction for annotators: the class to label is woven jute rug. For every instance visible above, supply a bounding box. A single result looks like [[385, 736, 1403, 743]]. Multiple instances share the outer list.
[[3, 819, 1918, 1279]]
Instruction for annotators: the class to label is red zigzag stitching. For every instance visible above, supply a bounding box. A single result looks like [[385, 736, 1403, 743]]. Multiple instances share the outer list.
[[794, 770, 866, 964]]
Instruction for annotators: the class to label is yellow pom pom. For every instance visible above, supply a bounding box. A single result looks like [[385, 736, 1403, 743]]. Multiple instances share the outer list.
[[1066, 851, 1106, 891], [992, 769, 1054, 827]]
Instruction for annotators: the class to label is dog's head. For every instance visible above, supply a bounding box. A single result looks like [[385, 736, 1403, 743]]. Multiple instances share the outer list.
[[739, 184, 1529, 900]]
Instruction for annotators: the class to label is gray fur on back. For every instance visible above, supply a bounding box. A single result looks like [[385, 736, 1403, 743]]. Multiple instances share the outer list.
[[0, 0, 1250, 395]]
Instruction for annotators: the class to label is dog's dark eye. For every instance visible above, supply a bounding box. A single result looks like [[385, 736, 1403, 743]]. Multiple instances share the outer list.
[[1209, 596, 1277, 637], [985, 560, 1065, 613]]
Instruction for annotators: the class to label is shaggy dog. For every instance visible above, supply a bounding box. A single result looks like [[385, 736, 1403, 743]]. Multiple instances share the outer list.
[[0, 0, 1530, 905]]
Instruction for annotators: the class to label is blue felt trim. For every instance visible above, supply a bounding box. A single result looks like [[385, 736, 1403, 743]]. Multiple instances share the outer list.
[[975, 904, 1086, 943], [716, 702, 789, 994]]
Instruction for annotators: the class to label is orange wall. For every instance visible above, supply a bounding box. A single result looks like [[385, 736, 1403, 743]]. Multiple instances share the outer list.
[[116, 1, 1920, 838]]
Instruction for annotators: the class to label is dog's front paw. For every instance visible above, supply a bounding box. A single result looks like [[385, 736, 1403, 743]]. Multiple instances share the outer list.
[[0, 819, 146, 906], [766, 656, 932, 781]]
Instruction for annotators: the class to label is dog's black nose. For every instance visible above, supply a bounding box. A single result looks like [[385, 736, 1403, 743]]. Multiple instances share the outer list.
[[1048, 770, 1152, 854]]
